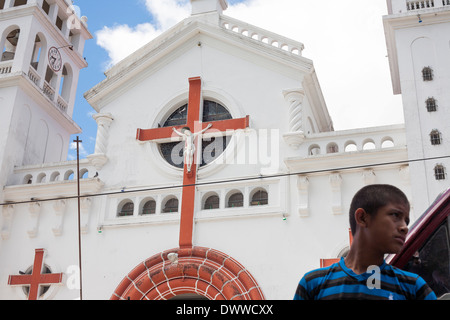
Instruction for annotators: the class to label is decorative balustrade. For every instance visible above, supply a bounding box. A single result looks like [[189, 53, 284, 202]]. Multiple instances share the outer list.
[[1, 63, 69, 114], [407, 0, 435, 10], [7, 159, 95, 187], [0, 61, 13, 74], [390, 0, 450, 13], [43, 80, 55, 101], [220, 15, 304, 56], [57, 96, 68, 112], [303, 125, 406, 158], [406, 0, 449, 10], [27, 66, 41, 86]]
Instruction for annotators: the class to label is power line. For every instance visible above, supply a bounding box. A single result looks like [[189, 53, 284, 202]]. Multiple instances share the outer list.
[[1, 154, 449, 207]]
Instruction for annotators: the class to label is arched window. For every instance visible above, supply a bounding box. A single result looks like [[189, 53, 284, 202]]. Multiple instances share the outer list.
[[118, 201, 134, 217], [251, 190, 268, 206], [1, 28, 20, 62], [326, 143, 339, 154], [381, 138, 395, 149], [44, 65, 57, 88], [227, 192, 243, 208], [79, 169, 89, 179], [434, 165, 446, 181], [142, 200, 156, 215], [363, 140, 376, 150], [430, 130, 442, 145], [163, 198, 179, 213], [59, 64, 73, 103], [344, 142, 358, 152], [36, 173, 46, 184], [422, 67, 434, 81], [23, 174, 33, 185], [30, 35, 42, 70], [204, 195, 220, 210], [64, 170, 74, 181], [50, 172, 60, 182], [308, 145, 321, 156]]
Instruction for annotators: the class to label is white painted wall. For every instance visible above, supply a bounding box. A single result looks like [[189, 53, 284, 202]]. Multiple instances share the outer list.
[[0, 1, 446, 301]]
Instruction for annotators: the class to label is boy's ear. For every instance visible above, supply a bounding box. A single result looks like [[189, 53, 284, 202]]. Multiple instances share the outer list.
[[354, 208, 369, 228]]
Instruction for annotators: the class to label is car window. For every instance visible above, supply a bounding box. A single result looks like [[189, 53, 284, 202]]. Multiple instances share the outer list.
[[403, 220, 450, 298]]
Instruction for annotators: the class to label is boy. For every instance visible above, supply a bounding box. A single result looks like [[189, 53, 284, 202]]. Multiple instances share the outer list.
[[294, 184, 436, 300]]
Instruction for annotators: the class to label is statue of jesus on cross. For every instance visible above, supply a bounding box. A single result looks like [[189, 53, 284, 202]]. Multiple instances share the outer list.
[[136, 77, 249, 248], [173, 123, 212, 173]]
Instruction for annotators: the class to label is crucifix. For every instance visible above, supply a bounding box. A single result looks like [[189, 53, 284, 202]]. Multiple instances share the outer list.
[[8, 248, 63, 300], [172, 123, 212, 173], [137, 77, 250, 248]]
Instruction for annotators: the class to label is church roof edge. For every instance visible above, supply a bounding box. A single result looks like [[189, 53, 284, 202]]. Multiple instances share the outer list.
[[84, 14, 311, 111]]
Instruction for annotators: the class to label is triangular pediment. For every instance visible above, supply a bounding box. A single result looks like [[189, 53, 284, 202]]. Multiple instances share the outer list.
[[85, 13, 313, 111]]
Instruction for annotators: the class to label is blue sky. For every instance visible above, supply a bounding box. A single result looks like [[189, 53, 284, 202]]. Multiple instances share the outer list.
[[68, 0, 159, 159], [68, 0, 402, 160]]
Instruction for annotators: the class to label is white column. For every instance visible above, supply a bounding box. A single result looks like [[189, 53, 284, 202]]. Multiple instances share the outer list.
[[93, 113, 113, 154], [283, 89, 306, 149], [87, 113, 113, 170]]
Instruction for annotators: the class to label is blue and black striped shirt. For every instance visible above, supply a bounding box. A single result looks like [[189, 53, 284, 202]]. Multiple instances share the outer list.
[[294, 258, 436, 300]]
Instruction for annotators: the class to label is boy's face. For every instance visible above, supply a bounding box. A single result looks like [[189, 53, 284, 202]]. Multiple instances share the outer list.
[[366, 201, 410, 255]]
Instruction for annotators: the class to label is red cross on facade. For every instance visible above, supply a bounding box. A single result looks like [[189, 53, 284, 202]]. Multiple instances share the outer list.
[[8, 248, 63, 300], [137, 77, 250, 248]]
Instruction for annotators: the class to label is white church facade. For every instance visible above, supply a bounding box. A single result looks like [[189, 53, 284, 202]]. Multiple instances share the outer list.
[[0, 0, 448, 300]]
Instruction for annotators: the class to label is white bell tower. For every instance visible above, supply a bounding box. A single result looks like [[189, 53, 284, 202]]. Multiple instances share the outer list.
[[0, 0, 92, 187], [384, 0, 450, 214]]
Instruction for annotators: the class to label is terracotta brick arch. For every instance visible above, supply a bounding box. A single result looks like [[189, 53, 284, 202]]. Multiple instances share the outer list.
[[111, 247, 265, 300]]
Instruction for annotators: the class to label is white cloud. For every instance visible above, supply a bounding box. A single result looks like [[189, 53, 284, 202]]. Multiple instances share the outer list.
[[96, 23, 162, 68], [69, 141, 89, 158], [95, 0, 404, 130], [96, 0, 190, 67], [143, 0, 191, 30], [225, 0, 403, 130]]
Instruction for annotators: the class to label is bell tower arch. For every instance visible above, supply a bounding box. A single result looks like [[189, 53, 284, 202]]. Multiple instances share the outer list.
[[0, 0, 92, 187]]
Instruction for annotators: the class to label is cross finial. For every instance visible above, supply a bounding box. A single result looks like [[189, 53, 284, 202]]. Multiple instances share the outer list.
[[191, 0, 228, 15]]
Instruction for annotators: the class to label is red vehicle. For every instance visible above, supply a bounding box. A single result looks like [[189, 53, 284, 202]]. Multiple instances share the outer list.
[[387, 188, 450, 300]]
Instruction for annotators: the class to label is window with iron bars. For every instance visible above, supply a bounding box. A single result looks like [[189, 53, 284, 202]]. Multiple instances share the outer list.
[[426, 98, 437, 112], [422, 67, 434, 81], [434, 165, 447, 181], [430, 130, 442, 145]]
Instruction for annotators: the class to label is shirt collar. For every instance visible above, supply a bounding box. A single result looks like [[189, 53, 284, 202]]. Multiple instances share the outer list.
[[339, 257, 387, 281]]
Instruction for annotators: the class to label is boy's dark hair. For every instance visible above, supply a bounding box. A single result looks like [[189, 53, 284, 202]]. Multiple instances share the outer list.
[[349, 184, 410, 236]]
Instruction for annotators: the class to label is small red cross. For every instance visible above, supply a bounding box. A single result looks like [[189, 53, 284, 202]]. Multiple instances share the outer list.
[[8, 248, 63, 300], [137, 77, 250, 248]]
